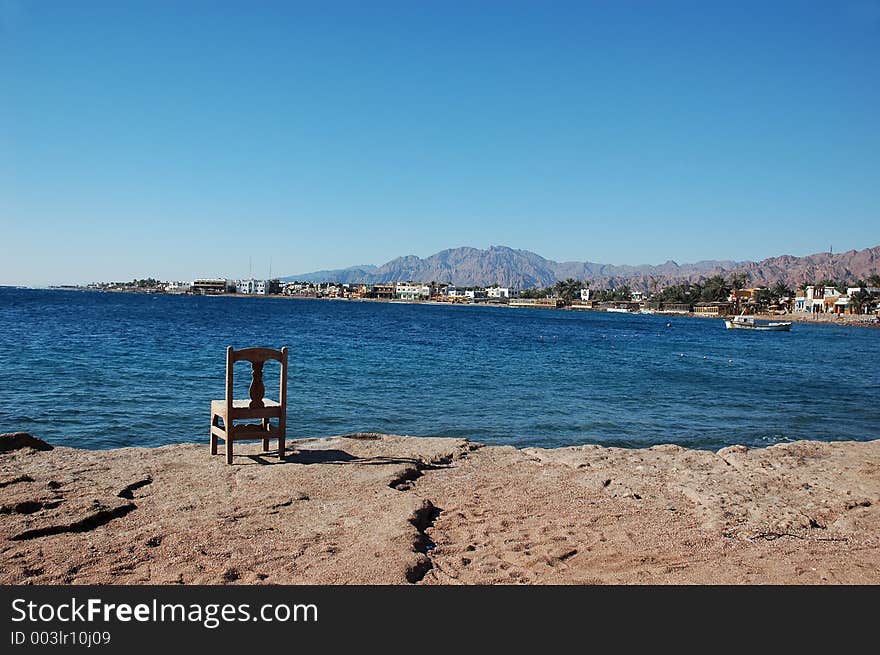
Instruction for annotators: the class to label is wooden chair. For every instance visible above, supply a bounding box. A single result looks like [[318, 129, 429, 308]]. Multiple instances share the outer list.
[[210, 346, 288, 464]]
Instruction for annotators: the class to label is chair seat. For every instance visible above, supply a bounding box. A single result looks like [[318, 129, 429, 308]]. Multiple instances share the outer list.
[[211, 398, 281, 420], [212, 398, 280, 411]]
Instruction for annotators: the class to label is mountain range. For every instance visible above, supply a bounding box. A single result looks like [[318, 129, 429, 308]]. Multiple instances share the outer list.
[[283, 245, 880, 292]]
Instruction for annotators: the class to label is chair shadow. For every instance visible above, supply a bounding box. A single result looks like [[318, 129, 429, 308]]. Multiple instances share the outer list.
[[242, 448, 425, 467]]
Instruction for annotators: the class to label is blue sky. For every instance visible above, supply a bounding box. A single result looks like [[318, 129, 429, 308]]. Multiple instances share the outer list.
[[2, 1, 879, 285]]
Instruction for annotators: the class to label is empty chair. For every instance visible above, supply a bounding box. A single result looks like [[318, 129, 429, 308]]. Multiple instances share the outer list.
[[210, 346, 288, 464]]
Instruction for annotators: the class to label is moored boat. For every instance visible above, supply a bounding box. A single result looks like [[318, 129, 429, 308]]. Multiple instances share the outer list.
[[724, 315, 792, 331]]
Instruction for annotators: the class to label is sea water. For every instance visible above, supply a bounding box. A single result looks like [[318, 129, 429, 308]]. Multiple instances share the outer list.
[[1, 287, 877, 450]]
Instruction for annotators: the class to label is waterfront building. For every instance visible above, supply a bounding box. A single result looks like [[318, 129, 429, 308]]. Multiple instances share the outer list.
[[236, 278, 272, 295], [794, 285, 842, 313], [509, 298, 562, 308], [846, 286, 880, 296], [373, 283, 395, 300], [694, 301, 734, 316], [835, 287, 880, 314], [395, 283, 431, 300], [192, 278, 231, 295], [657, 302, 692, 313], [349, 284, 371, 298], [165, 281, 191, 294], [236, 279, 257, 294], [283, 282, 317, 297], [316, 283, 342, 297], [730, 287, 757, 303], [486, 287, 511, 299]]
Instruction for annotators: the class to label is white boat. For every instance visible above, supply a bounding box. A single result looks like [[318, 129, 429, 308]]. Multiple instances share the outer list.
[[606, 307, 632, 313], [724, 316, 792, 331]]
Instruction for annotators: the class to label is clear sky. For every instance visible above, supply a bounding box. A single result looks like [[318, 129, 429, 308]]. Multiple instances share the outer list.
[[2, 1, 879, 286]]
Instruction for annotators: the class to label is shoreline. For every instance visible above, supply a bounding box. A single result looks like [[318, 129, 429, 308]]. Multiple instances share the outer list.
[[39, 286, 880, 328], [3, 431, 878, 584], [11, 428, 877, 455], [689, 310, 880, 328]]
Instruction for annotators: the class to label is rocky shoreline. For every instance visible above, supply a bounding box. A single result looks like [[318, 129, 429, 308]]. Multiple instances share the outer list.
[[1, 432, 877, 584], [692, 311, 880, 328]]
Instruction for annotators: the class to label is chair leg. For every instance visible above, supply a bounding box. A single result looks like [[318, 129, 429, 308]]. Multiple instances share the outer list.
[[262, 419, 270, 452], [210, 414, 220, 455], [226, 434, 234, 465], [278, 421, 286, 459]]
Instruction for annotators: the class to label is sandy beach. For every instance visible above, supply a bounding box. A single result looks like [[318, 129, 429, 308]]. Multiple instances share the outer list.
[[1, 431, 877, 584]]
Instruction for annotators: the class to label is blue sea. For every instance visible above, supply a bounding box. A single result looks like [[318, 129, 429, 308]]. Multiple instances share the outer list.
[[1, 287, 878, 451]]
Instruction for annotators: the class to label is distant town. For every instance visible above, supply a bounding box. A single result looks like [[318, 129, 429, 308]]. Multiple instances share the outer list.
[[55, 274, 880, 319]]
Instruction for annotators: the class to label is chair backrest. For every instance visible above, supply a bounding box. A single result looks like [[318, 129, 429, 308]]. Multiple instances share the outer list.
[[226, 346, 288, 409]]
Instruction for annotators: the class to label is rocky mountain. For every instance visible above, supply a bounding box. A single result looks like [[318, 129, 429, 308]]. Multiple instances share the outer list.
[[283, 245, 880, 291], [723, 247, 880, 289], [284, 264, 378, 282]]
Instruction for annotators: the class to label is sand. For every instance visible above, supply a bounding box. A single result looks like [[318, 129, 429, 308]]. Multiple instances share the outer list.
[[1, 432, 877, 584]]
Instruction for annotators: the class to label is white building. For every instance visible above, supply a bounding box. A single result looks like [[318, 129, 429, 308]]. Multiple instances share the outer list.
[[794, 285, 842, 313], [237, 278, 268, 295], [316, 282, 341, 297], [465, 289, 487, 300], [486, 287, 511, 299], [580, 288, 594, 301], [847, 286, 880, 297], [843, 287, 880, 314], [395, 283, 431, 300], [165, 281, 191, 294]]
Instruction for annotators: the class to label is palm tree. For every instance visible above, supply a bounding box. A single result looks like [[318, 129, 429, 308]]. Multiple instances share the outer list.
[[701, 275, 731, 303], [770, 281, 793, 300], [727, 272, 749, 308], [730, 272, 749, 287], [520, 287, 544, 299], [553, 278, 584, 304], [817, 278, 846, 294], [849, 289, 867, 314]]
